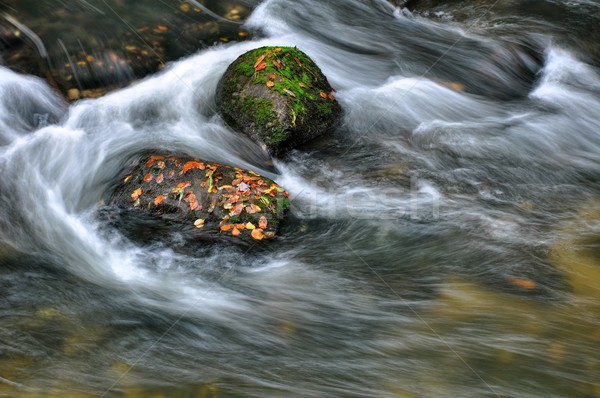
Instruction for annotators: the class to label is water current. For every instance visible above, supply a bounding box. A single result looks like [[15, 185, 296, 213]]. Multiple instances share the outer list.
[[1, 0, 600, 396]]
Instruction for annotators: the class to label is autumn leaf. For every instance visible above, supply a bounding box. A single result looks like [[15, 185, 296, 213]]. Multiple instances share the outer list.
[[251, 228, 264, 240], [269, 74, 276, 80], [157, 160, 166, 169], [183, 161, 205, 173], [124, 175, 132, 183], [131, 188, 142, 201], [223, 203, 233, 210], [275, 47, 282, 53], [245, 222, 256, 230], [328, 93, 335, 101], [255, 62, 267, 71], [154, 195, 165, 205], [319, 91, 327, 99], [246, 203, 261, 214], [220, 224, 233, 231], [298, 82, 306, 88], [259, 216, 268, 229], [231, 227, 241, 237], [184, 191, 199, 211], [230, 203, 244, 216], [235, 224, 246, 230], [294, 57, 302, 66], [155, 25, 168, 32], [272, 60, 282, 70], [282, 88, 296, 98], [254, 55, 266, 68], [507, 276, 536, 290], [156, 173, 164, 184], [193, 219, 206, 229], [168, 170, 175, 178], [143, 173, 153, 183], [208, 185, 218, 193], [266, 81, 275, 88]]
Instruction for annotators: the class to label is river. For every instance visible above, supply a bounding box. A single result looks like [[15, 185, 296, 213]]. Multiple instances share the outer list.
[[1, 0, 600, 397]]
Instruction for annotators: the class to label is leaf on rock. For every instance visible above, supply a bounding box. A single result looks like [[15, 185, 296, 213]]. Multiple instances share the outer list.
[[294, 57, 302, 66], [184, 191, 199, 211], [154, 195, 165, 205], [259, 215, 268, 229], [143, 173, 153, 183], [246, 203, 261, 214], [156, 173, 164, 184], [255, 62, 267, 71], [319, 91, 327, 99], [254, 55, 266, 68], [245, 222, 256, 230], [230, 203, 244, 216], [131, 188, 142, 201], [220, 224, 233, 231], [266, 81, 275, 88], [194, 219, 205, 228], [124, 175, 132, 183], [275, 47, 282, 53], [157, 160, 166, 169], [507, 276, 536, 290], [183, 161, 205, 173], [282, 88, 296, 98], [231, 227, 241, 237], [328, 93, 335, 101], [251, 228, 264, 240]]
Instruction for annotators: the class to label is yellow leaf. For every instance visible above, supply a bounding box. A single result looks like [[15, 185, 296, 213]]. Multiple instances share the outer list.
[[245, 222, 256, 230], [194, 219, 205, 228], [131, 188, 142, 201]]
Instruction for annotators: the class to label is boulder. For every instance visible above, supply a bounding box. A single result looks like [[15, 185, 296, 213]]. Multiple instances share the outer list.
[[108, 154, 289, 245], [216, 46, 342, 157]]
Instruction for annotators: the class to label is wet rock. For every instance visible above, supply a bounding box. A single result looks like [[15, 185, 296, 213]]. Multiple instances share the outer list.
[[107, 154, 289, 246], [216, 46, 342, 157]]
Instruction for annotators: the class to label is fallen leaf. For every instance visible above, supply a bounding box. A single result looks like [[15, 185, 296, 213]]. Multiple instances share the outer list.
[[155, 25, 168, 32], [269, 74, 276, 80], [255, 61, 267, 71], [156, 173, 164, 184], [294, 57, 302, 66], [328, 93, 335, 101], [266, 81, 275, 88], [223, 203, 233, 210], [149, 155, 164, 161], [220, 224, 233, 231], [180, 4, 190, 12], [157, 160, 166, 169], [124, 175, 132, 183], [264, 231, 275, 238], [131, 188, 142, 201], [245, 222, 256, 230], [251, 228, 264, 240], [177, 181, 192, 190], [154, 195, 165, 205], [143, 173, 153, 183], [184, 191, 199, 211], [259, 215, 268, 229], [230, 203, 244, 216], [282, 88, 296, 97], [298, 82, 306, 88], [208, 185, 218, 193], [231, 227, 241, 237], [507, 276, 536, 290], [168, 170, 175, 178], [254, 55, 266, 68], [246, 203, 261, 214], [235, 224, 246, 230], [194, 219, 205, 228], [183, 161, 205, 173], [272, 60, 281, 70], [275, 47, 282, 53], [319, 91, 327, 99]]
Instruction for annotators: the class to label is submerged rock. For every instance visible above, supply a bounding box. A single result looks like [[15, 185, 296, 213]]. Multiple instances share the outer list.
[[216, 46, 342, 157], [108, 154, 289, 246]]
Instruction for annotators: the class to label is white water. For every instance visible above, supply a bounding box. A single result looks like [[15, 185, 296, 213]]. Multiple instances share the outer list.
[[1, 0, 600, 396]]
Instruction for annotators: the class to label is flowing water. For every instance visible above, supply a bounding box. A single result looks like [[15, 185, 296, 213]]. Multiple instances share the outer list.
[[1, 0, 600, 397]]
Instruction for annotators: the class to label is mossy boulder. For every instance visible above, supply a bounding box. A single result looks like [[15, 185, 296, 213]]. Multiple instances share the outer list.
[[107, 154, 289, 246], [216, 46, 342, 157]]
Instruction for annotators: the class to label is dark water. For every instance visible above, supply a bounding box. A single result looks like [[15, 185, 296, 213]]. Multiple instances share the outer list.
[[1, 0, 600, 397]]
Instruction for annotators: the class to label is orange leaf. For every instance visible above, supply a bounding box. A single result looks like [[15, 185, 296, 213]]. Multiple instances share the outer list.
[[231, 227, 241, 237], [124, 175, 132, 183], [319, 91, 327, 99], [131, 188, 142, 201], [298, 82, 306, 88], [168, 170, 175, 178], [157, 160, 166, 169], [156, 173, 164, 184], [246, 203, 261, 214], [275, 47, 282, 53], [150, 155, 164, 161], [272, 60, 281, 70], [251, 228, 264, 240], [245, 222, 256, 230], [258, 216, 268, 229], [143, 173, 153, 183], [294, 57, 302, 66], [269, 74, 276, 80], [220, 224, 233, 231], [156, 25, 168, 32], [177, 181, 192, 189], [184, 191, 199, 211], [183, 161, 205, 173], [254, 55, 266, 68], [154, 195, 165, 205], [507, 276, 536, 290], [266, 81, 275, 88], [255, 61, 267, 71], [146, 159, 155, 168], [235, 224, 246, 230], [328, 93, 335, 101]]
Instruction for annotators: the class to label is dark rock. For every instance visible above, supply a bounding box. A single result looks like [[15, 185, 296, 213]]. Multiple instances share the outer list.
[[216, 46, 342, 157], [107, 154, 289, 246]]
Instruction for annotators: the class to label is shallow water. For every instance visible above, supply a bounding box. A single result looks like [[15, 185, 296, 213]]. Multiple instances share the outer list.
[[1, 0, 600, 397]]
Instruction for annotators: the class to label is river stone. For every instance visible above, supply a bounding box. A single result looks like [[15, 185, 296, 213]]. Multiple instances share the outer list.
[[216, 46, 342, 157], [108, 154, 289, 245]]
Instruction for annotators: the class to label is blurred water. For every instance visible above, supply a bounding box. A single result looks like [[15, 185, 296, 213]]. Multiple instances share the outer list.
[[1, 0, 600, 397]]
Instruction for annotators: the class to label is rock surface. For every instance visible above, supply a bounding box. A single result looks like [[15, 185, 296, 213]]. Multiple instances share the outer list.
[[216, 46, 342, 157], [108, 154, 289, 245]]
